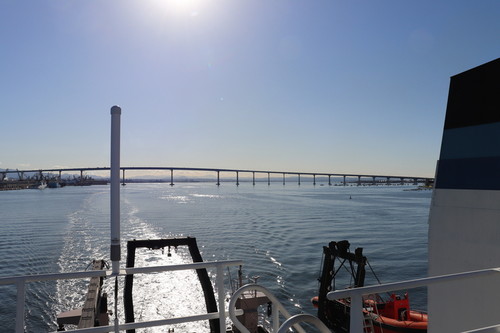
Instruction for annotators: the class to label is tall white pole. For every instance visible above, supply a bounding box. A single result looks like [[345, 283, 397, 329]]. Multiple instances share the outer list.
[[110, 105, 121, 275]]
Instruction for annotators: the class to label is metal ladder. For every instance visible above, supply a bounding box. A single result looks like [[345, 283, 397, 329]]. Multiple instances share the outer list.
[[362, 295, 384, 333], [363, 311, 375, 333]]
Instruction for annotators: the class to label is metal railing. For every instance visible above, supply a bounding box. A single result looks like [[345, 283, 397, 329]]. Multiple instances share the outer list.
[[462, 325, 500, 333], [228, 284, 330, 333], [0, 260, 244, 333], [276, 314, 331, 333], [327, 266, 500, 333]]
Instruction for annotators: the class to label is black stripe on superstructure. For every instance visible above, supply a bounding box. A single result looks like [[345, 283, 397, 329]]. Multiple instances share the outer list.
[[443, 58, 500, 130], [435, 156, 500, 190], [435, 58, 500, 190]]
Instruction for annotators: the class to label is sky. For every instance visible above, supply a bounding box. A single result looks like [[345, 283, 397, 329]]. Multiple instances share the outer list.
[[1, 1, 499, 178]]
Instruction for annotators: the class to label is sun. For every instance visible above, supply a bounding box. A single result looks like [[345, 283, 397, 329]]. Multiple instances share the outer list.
[[172, 0, 198, 10], [152, 0, 205, 16]]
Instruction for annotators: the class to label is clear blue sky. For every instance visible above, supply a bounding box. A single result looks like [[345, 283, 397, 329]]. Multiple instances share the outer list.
[[1, 1, 499, 178]]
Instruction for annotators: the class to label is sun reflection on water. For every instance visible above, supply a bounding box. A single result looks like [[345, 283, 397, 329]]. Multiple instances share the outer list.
[[130, 248, 210, 332], [55, 192, 212, 332]]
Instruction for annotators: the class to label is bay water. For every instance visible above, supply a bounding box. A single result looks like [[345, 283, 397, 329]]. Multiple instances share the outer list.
[[0, 183, 431, 332]]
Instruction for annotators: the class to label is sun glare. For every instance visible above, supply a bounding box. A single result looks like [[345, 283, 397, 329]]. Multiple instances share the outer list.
[[153, 0, 205, 16]]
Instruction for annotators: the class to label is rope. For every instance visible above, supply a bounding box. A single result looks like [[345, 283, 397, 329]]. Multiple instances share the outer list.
[[227, 267, 233, 293], [84, 261, 93, 271], [366, 259, 382, 284], [317, 251, 325, 284]]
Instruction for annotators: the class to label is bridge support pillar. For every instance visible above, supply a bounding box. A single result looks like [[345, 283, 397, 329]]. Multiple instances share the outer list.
[[313, 174, 316, 186], [253, 172, 255, 186], [236, 172, 239, 186], [298, 174, 301, 186], [216, 171, 220, 186], [357, 176, 361, 186], [267, 173, 270, 186], [170, 169, 174, 186], [328, 175, 332, 186], [343, 175, 346, 186]]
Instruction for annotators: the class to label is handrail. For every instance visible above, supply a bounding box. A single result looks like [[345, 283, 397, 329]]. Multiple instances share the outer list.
[[0, 260, 247, 285], [0, 259, 243, 333], [49, 310, 244, 333], [462, 324, 500, 333], [229, 284, 329, 333], [327, 266, 500, 333], [276, 314, 330, 333]]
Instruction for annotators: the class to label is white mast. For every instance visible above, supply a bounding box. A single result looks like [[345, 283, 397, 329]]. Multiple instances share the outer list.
[[110, 105, 121, 275]]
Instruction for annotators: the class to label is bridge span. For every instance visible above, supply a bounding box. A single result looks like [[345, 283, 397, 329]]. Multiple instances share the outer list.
[[1, 167, 434, 187]]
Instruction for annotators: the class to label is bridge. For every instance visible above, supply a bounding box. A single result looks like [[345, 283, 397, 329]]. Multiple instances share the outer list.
[[0, 167, 434, 187]]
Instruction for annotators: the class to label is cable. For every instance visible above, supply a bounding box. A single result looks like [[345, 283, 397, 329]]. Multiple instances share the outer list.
[[366, 259, 382, 284]]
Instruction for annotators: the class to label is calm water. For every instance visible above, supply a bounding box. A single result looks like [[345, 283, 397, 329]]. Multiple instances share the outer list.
[[0, 183, 431, 332]]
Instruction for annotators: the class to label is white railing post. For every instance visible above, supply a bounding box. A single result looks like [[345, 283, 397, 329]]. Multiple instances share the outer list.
[[272, 302, 279, 332], [350, 293, 364, 333], [216, 263, 226, 333], [15, 279, 26, 333]]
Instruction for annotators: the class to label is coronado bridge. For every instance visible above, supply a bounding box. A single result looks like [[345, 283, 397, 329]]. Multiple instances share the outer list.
[[0, 167, 434, 187]]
